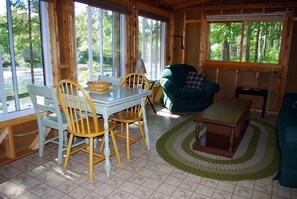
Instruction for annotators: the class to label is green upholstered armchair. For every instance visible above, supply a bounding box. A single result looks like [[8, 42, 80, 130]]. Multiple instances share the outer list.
[[160, 64, 220, 112]]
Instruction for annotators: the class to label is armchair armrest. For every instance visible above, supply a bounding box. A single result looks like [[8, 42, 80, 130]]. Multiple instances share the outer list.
[[161, 78, 182, 103], [160, 78, 175, 93], [203, 80, 220, 93], [203, 80, 220, 100]]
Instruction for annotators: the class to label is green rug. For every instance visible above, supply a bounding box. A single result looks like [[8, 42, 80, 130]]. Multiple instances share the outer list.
[[156, 117, 279, 181]]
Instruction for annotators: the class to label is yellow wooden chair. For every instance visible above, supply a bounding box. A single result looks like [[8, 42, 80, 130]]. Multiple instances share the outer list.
[[109, 73, 149, 159], [56, 79, 121, 180]]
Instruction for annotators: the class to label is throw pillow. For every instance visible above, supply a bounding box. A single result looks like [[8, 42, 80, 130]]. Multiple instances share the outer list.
[[185, 71, 206, 90]]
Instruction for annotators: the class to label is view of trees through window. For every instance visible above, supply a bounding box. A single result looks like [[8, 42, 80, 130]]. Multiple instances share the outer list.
[[75, 2, 123, 83], [0, 0, 45, 119], [208, 21, 283, 64], [138, 16, 165, 80]]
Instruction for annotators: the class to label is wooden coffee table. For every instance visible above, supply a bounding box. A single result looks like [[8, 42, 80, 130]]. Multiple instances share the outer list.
[[192, 98, 252, 158]]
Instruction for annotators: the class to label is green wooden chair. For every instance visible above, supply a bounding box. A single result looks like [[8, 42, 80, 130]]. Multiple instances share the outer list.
[[27, 84, 85, 164]]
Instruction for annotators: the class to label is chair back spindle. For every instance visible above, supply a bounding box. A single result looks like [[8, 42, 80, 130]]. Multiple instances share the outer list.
[[57, 80, 102, 137], [120, 73, 149, 117]]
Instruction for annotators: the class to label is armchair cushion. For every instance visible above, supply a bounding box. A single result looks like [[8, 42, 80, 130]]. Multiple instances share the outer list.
[[185, 71, 206, 90]]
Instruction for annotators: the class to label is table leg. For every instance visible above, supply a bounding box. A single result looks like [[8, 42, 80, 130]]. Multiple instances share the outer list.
[[262, 92, 267, 118], [103, 113, 111, 177], [141, 97, 150, 150], [229, 128, 234, 152]]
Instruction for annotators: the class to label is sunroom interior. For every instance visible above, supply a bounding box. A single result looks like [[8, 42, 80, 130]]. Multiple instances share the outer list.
[[0, 0, 297, 192]]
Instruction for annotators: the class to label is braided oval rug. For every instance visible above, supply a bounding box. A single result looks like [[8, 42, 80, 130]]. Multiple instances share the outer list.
[[156, 117, 279, 181]]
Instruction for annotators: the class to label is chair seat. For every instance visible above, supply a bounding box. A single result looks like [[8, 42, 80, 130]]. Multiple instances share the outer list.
[[110, 111, 142, 123], [46, 112, 67, 123], [41, 113, 68, 130], [72, 118, 117, 138]]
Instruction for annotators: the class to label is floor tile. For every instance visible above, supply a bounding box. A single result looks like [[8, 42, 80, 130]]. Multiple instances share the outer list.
[[1, 106, 296, 199], [195, 184, 215, 197]]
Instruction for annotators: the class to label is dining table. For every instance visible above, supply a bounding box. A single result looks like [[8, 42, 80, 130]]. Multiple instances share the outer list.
[[86, 85, 152, 177]]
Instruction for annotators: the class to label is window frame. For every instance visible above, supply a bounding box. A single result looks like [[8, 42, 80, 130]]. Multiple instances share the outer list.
[[202, 12, 289, 71], [74, 2, 126, 83], [138, 15, 166, 80], [0, 0, 51, 122]]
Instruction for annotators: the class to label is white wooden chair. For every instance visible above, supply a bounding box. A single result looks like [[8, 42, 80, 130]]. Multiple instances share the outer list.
[[27, 84, 85, 164]]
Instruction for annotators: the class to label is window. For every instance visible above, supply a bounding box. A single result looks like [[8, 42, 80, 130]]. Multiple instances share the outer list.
[[206, 13, 286, 65], [75, 2, 125, 83], [138, 16, 165, 80], [0, 0, 51, 121]]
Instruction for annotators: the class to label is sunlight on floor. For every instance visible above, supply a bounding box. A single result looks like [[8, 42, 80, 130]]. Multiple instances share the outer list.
[[156, 108, 181, 118]]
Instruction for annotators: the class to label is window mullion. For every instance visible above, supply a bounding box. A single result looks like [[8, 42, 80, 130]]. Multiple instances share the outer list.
[[0, 51, 8, 114], [6, 0, 20, 111], [149, 19, 153, 80], [154, 22, 159, 80], [120, 15, 125, 77], [112, 12, 115, 76], [142, 18, 145, 60], [99, 9, 103, 76], [87, 6, 93, 80], [40, 2, 52, 86], [160, 23, 165, 77]]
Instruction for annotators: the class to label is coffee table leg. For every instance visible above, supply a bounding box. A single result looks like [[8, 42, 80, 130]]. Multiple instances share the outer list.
[[229, 128, 234, 152], [195, 122, 200, 145]]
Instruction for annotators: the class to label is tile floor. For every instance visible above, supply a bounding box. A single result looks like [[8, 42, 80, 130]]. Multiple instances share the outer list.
[[1, 104, 297, 199]]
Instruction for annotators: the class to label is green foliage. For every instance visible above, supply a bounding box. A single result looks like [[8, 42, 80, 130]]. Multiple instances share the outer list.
[[208, 21, 282, 64], [75, 5, 118, 67], [0, 0, 42, 68], [138, 16, 162, 60]]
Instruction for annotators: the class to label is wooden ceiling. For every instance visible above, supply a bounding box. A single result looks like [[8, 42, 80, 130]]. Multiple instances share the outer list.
[[158, 0, 212, 8], [144, 0, 297, 9]]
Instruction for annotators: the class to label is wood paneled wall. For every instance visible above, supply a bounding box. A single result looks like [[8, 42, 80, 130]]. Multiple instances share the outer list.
[[48, 0, 77, 86], [169, 5, 297, 113]]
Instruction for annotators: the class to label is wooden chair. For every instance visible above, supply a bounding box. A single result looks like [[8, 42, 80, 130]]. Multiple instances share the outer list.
[[109, 73, 149, 159], [56, 80, 121, 180], [27, 84, 86, 165]]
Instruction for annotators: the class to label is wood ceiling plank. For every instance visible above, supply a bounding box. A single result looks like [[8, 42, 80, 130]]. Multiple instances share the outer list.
[[159, 0, 213, 8]]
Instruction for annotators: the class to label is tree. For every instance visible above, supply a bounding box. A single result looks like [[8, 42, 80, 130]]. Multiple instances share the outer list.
[[208, 20, 282, 64], [0, 0, 42, 71], [245, 23, 252, 62]]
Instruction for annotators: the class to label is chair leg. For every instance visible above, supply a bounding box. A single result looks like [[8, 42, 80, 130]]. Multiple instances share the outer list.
[[89, 138, 94, 180], [99, 136, 104, 151], [126, 123, 130, 160], [110, 131, 121, 164], [63, 131, 68, 145], [38, 126, 46, 158], [57, 129, 64, 165], [120, 123, 124, 136], [64, 134, 74, 169]]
